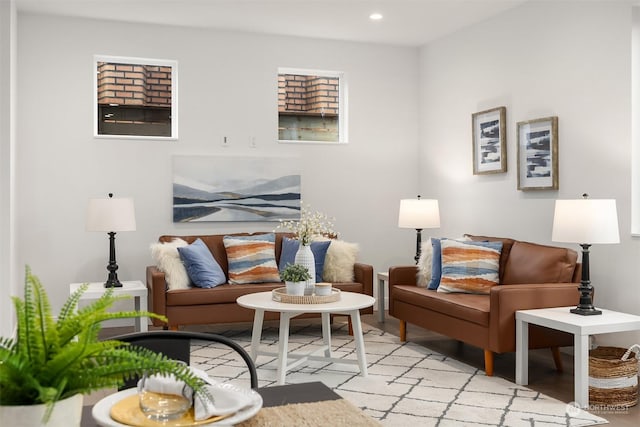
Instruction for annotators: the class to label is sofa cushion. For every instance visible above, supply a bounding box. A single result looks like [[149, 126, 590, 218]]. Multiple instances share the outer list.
[[465, 234, 516, 284], [279, 237, 331, 282], [393, 285, 489, 327], [177, 238, 226, 288], [427, 238, 444, 290], [437, 239, 502, 294], [416, 238, 433, 287], [427, 237, 471, 290], [223, 233, 281, 284], [159, 232, 294, 277], [502, 241, 578, 284], [322, 240, 359, 282], [150, 238, 191, 290], [165, 281, 365, 306]]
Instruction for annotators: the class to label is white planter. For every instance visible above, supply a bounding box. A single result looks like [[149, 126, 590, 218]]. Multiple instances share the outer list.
[[285, 281, 306, 296], [294, 243, 316, 295], [0, 393, 83, 427]]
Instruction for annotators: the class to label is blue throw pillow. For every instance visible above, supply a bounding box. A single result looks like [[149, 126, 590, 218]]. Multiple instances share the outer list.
[[427, 238, 443, 290], [177, 238, 226, 288], [279, 237, 331, 282]]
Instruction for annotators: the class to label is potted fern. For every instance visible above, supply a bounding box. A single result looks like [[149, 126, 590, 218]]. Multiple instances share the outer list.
[[280, 263, 311, 296], [0, 267, 208, 426]]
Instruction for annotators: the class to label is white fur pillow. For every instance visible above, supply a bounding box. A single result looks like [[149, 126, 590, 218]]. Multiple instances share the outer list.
[[416, 238, 433, 287], [323, 240, 359, 282], [150, 238, 191, 290]]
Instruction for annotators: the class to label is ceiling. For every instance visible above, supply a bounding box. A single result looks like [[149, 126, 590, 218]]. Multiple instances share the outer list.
[[15, 0, 527, 47]]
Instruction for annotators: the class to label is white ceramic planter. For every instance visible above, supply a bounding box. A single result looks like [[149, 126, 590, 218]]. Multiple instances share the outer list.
[[285, 281, 305, 296], [0, 393, 83, 427]]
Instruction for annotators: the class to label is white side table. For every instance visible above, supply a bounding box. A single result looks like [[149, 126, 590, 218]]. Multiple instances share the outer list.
[[69, 281, 148, 332], [376, 272, 389, 322], [516, 306, 640, 408]]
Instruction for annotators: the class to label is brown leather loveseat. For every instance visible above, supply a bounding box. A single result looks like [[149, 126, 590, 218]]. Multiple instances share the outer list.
[[388, 235, 581, 376], [147, 232, 374, 330]]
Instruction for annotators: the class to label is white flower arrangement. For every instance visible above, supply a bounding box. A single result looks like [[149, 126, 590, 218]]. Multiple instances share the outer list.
[[277, 202, 335, 245]]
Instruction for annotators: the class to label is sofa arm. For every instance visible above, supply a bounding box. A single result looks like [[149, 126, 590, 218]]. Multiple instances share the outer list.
[[388, 266, 418, 315], [489, 282, 579, 352], [146, 266, 168, 327], [389, 266, 418, 286], [354, 262, 374, 297]]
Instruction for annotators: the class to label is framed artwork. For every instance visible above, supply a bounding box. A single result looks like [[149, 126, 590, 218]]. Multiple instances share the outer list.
[[172, 156, 301, 222], [94, 55, 178, 140], [517, 116, 559, 191], [472, 106, 507, 175]]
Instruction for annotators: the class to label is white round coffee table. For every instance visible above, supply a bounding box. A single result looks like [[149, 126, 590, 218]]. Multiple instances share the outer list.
[[237, 291, 375, 385]]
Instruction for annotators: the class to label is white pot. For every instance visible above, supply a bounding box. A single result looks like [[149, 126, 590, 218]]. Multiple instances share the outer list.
[[285, 281, 306, 296], [294, 243, 316, 295], [0, 394, 83, 427]]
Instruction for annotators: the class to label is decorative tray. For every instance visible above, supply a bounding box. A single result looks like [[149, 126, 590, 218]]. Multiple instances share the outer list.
[[272, 287, 341, 304]]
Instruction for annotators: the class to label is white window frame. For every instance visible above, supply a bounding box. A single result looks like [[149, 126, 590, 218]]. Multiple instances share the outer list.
[[277, 67, 348, 144], [94, 55, 178, 141]]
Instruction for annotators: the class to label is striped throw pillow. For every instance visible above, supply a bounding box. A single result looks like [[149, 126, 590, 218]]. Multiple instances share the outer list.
[[223, 233, 281, 284], [437, 239, 502, 294]]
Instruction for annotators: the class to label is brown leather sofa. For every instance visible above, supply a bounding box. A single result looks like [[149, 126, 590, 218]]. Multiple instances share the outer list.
[[147, 232, 374, 330], [388, 235, 581, 376]]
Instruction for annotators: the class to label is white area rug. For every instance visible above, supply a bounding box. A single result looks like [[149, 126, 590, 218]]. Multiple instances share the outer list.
[[189, 322, 608, 426]]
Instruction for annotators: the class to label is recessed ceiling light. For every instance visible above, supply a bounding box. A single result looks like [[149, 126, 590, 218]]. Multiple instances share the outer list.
[[369, 13, 383, 21]]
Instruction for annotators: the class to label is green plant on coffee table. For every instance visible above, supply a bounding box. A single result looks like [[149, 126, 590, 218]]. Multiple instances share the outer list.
[[0, 267, 209, 422], [280, 263, 312, 283], [277, 201, 335, 245]]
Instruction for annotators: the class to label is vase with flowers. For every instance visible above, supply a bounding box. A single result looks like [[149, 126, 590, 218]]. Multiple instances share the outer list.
[[277, 202, 335, 295]]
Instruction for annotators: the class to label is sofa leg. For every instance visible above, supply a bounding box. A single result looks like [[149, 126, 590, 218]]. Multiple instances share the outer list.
[[399, 320, 407, 342], [348, 317, 353, 336], [550, 346, 563, 373], [484, 349, 494, 376]]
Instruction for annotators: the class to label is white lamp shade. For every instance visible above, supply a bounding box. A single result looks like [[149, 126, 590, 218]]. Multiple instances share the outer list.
[[552, 199, 619, 244], [86, 197, 137, 232], [398, 198, 440, 229]]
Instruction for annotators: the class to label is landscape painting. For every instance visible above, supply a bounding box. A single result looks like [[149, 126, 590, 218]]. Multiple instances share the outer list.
[[173, 156, 301, 222]]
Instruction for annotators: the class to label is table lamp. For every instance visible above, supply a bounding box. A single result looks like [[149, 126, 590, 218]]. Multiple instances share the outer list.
[[551, 194, 619, 315], [398, 196, 440, 264], [86, 193, 137, 288]]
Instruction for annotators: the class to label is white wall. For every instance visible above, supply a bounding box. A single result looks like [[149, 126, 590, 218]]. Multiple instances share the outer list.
[[0, 0, 17, 338], [15, 13, 420, 316], [419, 1, 640, 345]]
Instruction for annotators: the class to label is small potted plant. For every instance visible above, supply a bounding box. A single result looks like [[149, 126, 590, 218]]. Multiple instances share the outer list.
[[0, 267, 209, 426], [280, 263, 311, 296]]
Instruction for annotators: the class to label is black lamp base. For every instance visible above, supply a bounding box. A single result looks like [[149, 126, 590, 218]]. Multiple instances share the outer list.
[[570, 306, 602, 316], [570, 243, 602, 316], [414, 228, 423, 265], [103, 231, 123, 288], [104, 277, 123, 288]]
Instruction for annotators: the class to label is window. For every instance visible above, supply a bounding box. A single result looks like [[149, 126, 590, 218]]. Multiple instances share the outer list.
[[94, 55, 178, 140], [278, 68, 347, 143]]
